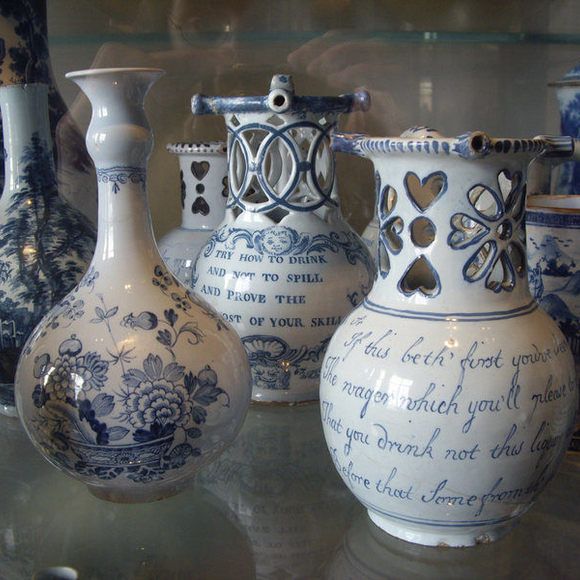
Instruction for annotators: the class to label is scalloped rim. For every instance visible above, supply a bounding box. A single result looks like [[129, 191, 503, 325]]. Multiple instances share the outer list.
[[166, 142, 227, 155]]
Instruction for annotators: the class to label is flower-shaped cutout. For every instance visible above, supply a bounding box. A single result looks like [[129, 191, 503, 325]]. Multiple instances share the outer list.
[[450, 169, 526, 293]]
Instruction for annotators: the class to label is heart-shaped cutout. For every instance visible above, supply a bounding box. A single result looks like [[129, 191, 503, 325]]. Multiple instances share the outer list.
[[180, 170, 186, 209], [404, 171, 447, 212], [191, 196, 210, 216], [191, 160, 210, 181], [399, 256, 440, 297]]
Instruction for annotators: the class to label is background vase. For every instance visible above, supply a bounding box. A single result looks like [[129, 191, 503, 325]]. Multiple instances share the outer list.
[[549, 64, 580, 195], [320, 128, 577, 547], [0, 0, 97, 222], [192, 74, 375, 403], [0, 83, 96, 417], [15, 68, 251, 503], [158, 141, 228, 287]]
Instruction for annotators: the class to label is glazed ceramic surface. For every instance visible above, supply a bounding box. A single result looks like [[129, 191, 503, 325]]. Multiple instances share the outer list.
[[550, 65, 580, 195], [192, 74, 375, 403], [15, 68, 251, 503], [0, 0, 96, 220], [158, 142, 227, 287], [320, 127, 578, 547], [527, 195, 580, 364], [0, 83, 95, 417]]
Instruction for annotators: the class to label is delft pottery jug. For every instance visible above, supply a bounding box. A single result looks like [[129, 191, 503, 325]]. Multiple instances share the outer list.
[[0, 0, 97, 220], [320, 127, 577, 546], [15, 68, 251, 503], [192, 75, 375, 403], [0, 83, 95, 417], [158, 141, 228, 287]]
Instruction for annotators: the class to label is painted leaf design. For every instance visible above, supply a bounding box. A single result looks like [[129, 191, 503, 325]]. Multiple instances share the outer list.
[[107, 426, 129, 441], [92, 393, 115, 417]]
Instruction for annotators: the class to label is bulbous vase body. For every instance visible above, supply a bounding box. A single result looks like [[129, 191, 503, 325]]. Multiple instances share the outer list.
[[192, 75, 374, 403], [158, 142, 228, 287], [15, 68, 251, 503], [320, 129, 578, 546], [0, 83, 96, 417]]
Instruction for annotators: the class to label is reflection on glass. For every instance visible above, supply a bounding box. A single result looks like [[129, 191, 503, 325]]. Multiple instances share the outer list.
[[200, 403, 356, 577]]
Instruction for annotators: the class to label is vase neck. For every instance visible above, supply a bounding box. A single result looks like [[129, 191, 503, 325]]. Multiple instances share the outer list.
[[68, 68, 164, 266], [168, 146, 227, 231], [367, 154, 534, 316], [0, 83, 56, 199]]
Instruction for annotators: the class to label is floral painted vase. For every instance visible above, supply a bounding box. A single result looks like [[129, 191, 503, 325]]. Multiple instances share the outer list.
[[158, 142, 228, 287], [320, 127, 578, 546], [191, 74, 375, 403], [0, 0, 96, 220], [15, 68, 251, 503], [0, 83, 96, 417], [550, 65, 580, 195]]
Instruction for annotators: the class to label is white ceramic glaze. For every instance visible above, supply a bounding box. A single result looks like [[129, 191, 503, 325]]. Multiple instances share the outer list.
[[191, 74, 375, 403], [158, 142, 228, 287], [320, 128, 578, 547], [15, 68, 251, 503]]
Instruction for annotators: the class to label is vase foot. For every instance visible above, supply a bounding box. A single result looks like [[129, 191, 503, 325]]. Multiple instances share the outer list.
[[367, 510, 516, 548], [87, 481, 188, 504], [0, 383, 17, 417]]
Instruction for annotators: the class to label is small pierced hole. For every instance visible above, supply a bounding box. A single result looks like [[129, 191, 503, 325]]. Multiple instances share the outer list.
[[410, 217, 436, 248], [471, 135, 484, 151], [273, 95, 285, 108]]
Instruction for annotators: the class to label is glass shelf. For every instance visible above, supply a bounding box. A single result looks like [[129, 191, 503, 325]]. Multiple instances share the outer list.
[[1, 407, 579, 579], [50, 31, 580, 47]]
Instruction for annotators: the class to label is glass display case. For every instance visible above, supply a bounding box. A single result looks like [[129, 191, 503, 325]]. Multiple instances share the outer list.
[[1, 1, 579, 577]]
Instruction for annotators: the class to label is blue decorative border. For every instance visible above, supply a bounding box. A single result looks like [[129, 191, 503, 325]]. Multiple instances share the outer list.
[[96, 166, 146, 193], [363, 498, 519, 528], [363, 298, 538, 321], [332, 132, 574, 160], [526, 210, 580, 229]]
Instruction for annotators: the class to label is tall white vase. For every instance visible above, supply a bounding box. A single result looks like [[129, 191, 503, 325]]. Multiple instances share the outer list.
[[158, 141, 228, 287], [15, 68, 251, 503]]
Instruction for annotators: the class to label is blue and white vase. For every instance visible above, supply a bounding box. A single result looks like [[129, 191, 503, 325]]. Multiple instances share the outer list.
[[15, 68, 251, 503], [0, 83, 96, 417], [191, 74, 375, 403], [158, 142, 228, 287], [0, 0, 97, 221], [551, 65, 580, 195], [320, 128, 577, 546]]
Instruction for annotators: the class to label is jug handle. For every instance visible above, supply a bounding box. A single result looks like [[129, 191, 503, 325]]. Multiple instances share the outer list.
[[331, 132, 369, 158], [527, 136, 579, 195]]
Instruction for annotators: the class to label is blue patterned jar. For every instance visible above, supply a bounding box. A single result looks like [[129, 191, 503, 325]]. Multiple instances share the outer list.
[[0, 83, 96, 417], [15, 68, 251, 503], [192, 75, 375, 403]]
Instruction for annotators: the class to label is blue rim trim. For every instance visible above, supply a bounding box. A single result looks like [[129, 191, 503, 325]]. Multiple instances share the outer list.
[[526, 210, 580, 228], [363, 298, 538, 321], [363, 499, 518, 528]]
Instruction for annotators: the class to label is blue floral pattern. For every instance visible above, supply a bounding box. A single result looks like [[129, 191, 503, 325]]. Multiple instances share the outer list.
[[243, 335, 330, 390], [26, 263, 231, 483]]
